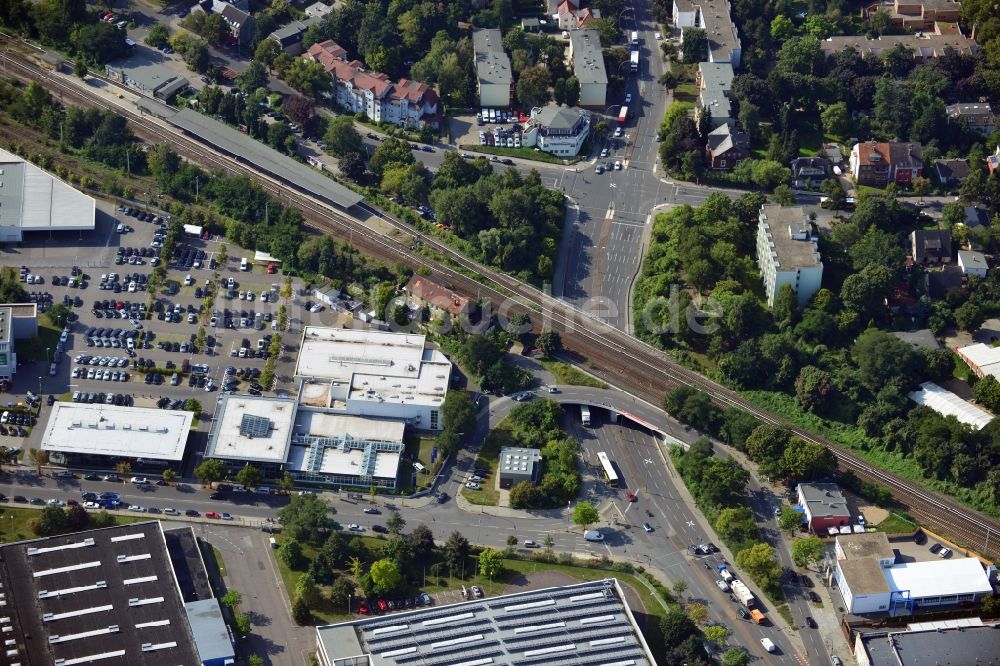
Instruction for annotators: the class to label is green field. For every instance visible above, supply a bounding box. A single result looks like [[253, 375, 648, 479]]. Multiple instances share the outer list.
[[459, 144, 568, 165], [460, 425, 509, 506], [875, 513, 918, 535], [0, 506, 147, 544], [539, 360, 608, 388]]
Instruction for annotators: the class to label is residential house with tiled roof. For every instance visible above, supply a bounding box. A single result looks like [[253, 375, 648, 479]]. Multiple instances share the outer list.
[[849, 141, 923, 187], [305, 40, 439, 129], [403, 275, 471, 319], [705, 120, 749, 170], [195, 0, 254, 45], [946, 102, 996, 135], [934, 158, 969, 185], [910, 229, 952, 265]]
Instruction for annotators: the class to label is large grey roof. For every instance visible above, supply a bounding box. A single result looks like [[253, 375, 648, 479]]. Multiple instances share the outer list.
[[105, 53, 190, 99], [473, 29, 512, 86], [270, 17, 319, 45], [759, 204, 823, 271], [0, 521, 200, 666], [569, 30, 607, 85], [185, 599, 235, 665], [0, 147, 96, 233], [532, 105, 587, 130], [316, 578, 655, 666], [137, 99, 363, 210], [861, 623, 1000, 666]]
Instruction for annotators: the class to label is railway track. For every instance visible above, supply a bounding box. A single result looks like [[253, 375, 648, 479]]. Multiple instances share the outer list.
[[4, 48, 999, 559]]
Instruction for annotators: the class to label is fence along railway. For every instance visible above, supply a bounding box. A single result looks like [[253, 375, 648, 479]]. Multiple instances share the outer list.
[[3, 45, 999, 560]]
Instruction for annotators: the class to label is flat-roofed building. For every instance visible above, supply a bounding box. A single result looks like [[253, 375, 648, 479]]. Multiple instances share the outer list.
[[862, 0, 962, 30], [40, 403, 193, 467], [0, 521, 205, 666], [696, 61, 734, 129], [315, 578, 656, 666], [205, 394, 298, 476], [473, 29, 512, 107], [0, 148, 96, 243], [0, 303, 37, 383], [756, 204, 823, 307], [955, 342, 1000, 379], [819, 33, 978, 60], [498, 446, 542, 488], [288, 410, 405, 488], [568, 30, 607, 108], [797, 482, 852, 532], [295, 327, 452, 430], [857, 619, 1000, 666], [104, 55, 190, 101]]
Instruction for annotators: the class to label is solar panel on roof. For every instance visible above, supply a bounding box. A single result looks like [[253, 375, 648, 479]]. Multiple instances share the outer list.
[[239, 414, 272, 438]]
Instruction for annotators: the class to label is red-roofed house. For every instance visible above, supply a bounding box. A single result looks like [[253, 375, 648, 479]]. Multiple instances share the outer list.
[[849, 141, 923, 187], [403, 275, 471, 318], [305, 40, 439, 129], [557, 2, 601, 29]]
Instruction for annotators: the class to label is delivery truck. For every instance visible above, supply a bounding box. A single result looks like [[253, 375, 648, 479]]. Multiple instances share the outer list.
[[731, 580, 756, 608]]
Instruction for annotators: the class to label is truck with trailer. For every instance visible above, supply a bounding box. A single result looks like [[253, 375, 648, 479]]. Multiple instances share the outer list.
[[731, 580, 756, 608]]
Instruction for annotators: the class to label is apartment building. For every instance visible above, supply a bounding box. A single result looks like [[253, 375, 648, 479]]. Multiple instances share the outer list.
[[945, 102, 996, 135], [473, 29, 512, 108], [305, 40, 439, 129], [672, 0, 742, 67], [849, 141, 923, 187], [568, 30, 607, 108], [819, 32, 978, 60], [756, 204, 823, 307]]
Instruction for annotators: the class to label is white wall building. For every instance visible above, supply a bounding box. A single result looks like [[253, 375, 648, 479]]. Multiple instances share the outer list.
[[756, 204, 823, 307], [568, 30, 607, 108], [958, 250, 988, 277], [287, 410, 405, 488], [0, 147, 96, 243], [956, 342, 1000, 379], [0, 304, 37, 384], [473, 29, 512, 108], [205, 395, 297, 476], [908, 381, 994, 430], [522, 105, 590, 157], [295, 327, 451, 430], [40, 403, 193, 465], [830, 533, 994, 615]]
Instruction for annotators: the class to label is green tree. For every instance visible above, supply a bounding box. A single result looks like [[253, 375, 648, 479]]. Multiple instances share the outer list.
[[820, 102, 851, 138], [194, 458, 226, 487], [735, 542, 782, 589], [339, 151, 367, 181], [162, 469, 177, 484], [672, 579, 688, 598], [277, 494, 337, 543], [660, 607, 698, 648], [714, 506, 758, 544], [278, 539, 306, 569], [794, 365, 833, 411], [235, 464, 263, 490], [236, 61, 269, 95], [791, 535, 826, 568], [284, 58, 329, 97], [572, 501, 599, 529], [292, 597, 311, 625], [370, 559, 403, 593], [704, 624, 730, 645], [478, 547, 503, 578], [370, 137, 415, 178], [255, 39, 281, 72], [145, 23, 170, 48], [234, 612, 252, 635], [770, 15, 795, 42], [687, 602, 709, 625], [722, 647, 751, 666], [778, 505, 803, 533], [508, 480, 540, 508], [329, 576, 356, 608], [221, 589, 242, 610], [47, 302, 71, 327], [386, 510, 406, 535], [248, 656, 265, 666], [536, 330, 563, 357], [73, 57, 88, 79], [441, 391, 476, 434], [955, 301, 985, 332], [296, 575, 321, 607], [515, 64, 551, 108], [444, 531, 471, 570], [66, 504, 89, 530], [680, 28, 707, 63], [780, 439, 837, 482], [324, 116, 364, 157]]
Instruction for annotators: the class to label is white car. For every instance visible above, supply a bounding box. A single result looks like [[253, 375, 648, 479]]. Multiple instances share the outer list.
[[128, 505, 146, 512], [309, 303, 324, 313], [47, 498, 65, 506], [130, 476, 149, 485], [465, 482, 481, 490], [348, 523, 364, 532], [655, 32, 663, 40], [625, 93, 632, 103], [600, 148, 608, 158], [614, 160, 622, 170], [469, 475, 482, 483], [163, 508, 180, 515]]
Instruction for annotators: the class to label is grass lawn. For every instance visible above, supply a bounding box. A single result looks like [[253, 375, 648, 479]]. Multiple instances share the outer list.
[[401, 435, 441, 492], [16, 313, 62, 363], [875, 513, 918, 534], [673, 82, 698, 105], [459, 144, 568, 165], [539, 359, 608, 388], [953, 353, 972, 381], [460, 426, 510, 506], [0, 506, 146, 544]]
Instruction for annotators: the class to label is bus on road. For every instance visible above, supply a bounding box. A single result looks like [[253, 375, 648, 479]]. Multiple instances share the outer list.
[[630, 49, 639, 73], [581, 405, 592, 427], [630, 31, 639, 47], [618, 106, 628, 125], [597, 451, 619, 487]]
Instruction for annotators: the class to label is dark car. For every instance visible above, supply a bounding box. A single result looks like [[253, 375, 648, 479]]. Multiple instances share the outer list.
[[929, 542, 943, 554], [13, 495, 28, 503], [914, 530, 927, 545], [185, 509, 200, 517], [805, 616, 817, 629], [800, 575, 813, 587], [808, 591, 821, 603], [210, 492, 225, 500], [372, 525, 388, 533], [737, 607, 750, 619], [436, 492, 449, 504], [47, 394, 55, 406]]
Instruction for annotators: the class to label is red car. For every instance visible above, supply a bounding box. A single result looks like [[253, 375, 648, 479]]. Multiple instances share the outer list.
[[205, 511, 221, 519], [377, 599, 388, 612], [358, 601, 369, 615], [625, 491, 636, 502]]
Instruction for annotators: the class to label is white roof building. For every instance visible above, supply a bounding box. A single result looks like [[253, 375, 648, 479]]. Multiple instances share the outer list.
[[0, 147, 96, 242], [295, 327, 451, 430], [288, 410, 405, 488], [205, 395, 297, 465], [41, 403, 193, 461], [908, 381, 994, 430], [884, 559, 994, 602], [955, 342, 1000, 379]]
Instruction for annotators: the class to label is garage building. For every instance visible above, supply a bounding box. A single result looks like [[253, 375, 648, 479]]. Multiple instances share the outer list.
[[0, 147, 96, 242]]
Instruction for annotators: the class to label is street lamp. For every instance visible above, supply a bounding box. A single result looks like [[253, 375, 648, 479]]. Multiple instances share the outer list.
[[37, 376, 42, 395], [348, 593, 351, 614], [45, 347, 51, 366]]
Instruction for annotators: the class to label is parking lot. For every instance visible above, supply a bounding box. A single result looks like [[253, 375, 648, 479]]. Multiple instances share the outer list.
[[4, 196, 319, 474]]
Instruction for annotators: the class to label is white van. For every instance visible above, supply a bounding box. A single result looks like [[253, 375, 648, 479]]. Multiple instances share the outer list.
[[240, 257, 249, 271], [760, 638, 775, 653], [269, 537, 278, 549], [583, 530, 604, 542]]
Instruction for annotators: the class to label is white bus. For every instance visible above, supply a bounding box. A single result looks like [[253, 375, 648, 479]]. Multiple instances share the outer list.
[[581, 405, 591, 427], [597, 451, 619, 487]]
